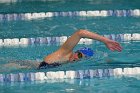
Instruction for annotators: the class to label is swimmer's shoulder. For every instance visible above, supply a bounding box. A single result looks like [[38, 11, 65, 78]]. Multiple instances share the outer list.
[[44, 50, 72, 64]]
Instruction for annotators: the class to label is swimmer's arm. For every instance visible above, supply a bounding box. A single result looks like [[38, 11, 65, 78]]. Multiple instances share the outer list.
[[59, 29, 122, 53]]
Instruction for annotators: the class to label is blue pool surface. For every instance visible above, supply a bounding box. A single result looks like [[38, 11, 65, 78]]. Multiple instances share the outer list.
[[0, 0, 140, 93]]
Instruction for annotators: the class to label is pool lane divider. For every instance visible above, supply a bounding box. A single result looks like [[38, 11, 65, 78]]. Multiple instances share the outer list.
[[0, 33, 139, 47], [0, 67, 140, 83], [0, 9, 140, 21]]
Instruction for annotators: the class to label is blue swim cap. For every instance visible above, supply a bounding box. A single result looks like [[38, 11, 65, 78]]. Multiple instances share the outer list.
[[78, 47, 94, 57]]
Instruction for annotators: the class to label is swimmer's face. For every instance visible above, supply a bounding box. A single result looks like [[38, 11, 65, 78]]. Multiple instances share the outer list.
[[69, 51, 84, 61]]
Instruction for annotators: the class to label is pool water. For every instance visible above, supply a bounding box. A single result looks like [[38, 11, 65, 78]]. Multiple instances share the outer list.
[[0, 0, 140, 93], [1, 77, 140, 93]]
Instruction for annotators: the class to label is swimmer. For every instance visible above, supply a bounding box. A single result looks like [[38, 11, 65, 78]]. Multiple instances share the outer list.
[[3, 60, 40, 70], [38, 29, 122, 69]]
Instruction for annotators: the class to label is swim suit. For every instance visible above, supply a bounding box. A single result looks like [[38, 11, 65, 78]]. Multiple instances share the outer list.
[[38, 61, 61, 69]]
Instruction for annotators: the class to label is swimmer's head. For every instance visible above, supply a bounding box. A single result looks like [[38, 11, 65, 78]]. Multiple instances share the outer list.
[[69, 47, 94, 61], [78, 47, 94, 57]]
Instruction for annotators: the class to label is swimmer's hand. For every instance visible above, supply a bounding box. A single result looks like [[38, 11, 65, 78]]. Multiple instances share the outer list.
[[104, 39, 122, 52]]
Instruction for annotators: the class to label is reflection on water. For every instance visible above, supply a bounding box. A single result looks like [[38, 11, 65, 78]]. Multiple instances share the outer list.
[[0, 75, 140, 93]]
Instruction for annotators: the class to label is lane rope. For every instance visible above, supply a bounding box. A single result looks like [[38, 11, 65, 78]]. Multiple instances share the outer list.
[[0, 67, 140, 83], [0, 33, 139, 47], [0, 9, 140, 21]]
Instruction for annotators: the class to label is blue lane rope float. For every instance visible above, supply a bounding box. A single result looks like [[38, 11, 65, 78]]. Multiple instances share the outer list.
[[0, 9, 140, 21], [0, 33, 139, 47], [0, 67, 140, 83]]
